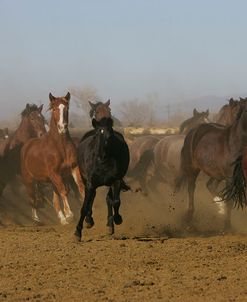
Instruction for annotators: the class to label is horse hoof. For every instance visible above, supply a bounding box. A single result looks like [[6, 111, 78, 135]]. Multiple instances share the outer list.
[[33, 219, 43, 226], [65, 212, 74, 223], [107, 226, 114, 235], [73, 231, 81, 242], [60, 218, 69, 225], [85, 217, 95, 229], [113, 214, 123, 225]]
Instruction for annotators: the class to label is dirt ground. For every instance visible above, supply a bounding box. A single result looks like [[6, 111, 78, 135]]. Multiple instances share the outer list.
[[0, 179, 247, 302]]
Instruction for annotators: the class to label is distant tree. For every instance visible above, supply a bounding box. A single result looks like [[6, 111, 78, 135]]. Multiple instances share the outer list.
[[118, 98, 155, 127]]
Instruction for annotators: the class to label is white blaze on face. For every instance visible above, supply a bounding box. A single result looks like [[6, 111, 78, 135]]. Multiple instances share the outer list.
[[58, 104, 66, 133]]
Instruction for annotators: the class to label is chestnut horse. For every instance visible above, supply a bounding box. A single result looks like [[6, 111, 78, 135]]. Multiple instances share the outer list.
[[21, 93, 84, 225], [0, 104, 46, 197], [175, 100, 247, 230]]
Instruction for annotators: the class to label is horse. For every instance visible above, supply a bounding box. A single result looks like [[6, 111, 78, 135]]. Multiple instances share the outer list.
[[175, 100, 247, 230], [0, 128, 9, 140], [21, 93, 85, 225], [148, 110, 210, 187], [0, 104, 46, 198], [215, 98, 240, 126], [74, 117, 130, 241], [89, 99, 122, 127], [179, 108, 209, 134], [127, 135, 159, 192]]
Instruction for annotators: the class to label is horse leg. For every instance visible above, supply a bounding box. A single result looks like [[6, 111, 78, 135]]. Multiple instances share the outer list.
[[52, 191, 68, 225], [206, 178, 226, 215], [25, 182, 41, 224], [50, 173, 73, 222], [106, 188, 114, 235], [84, 190, 96, 229], [74, 186, 96, 241], [72, 167, 85, 199], [186, 171, 199, 226], [112, 180, 123, 226]]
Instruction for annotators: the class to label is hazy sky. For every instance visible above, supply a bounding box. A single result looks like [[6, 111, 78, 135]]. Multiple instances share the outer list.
[[1, 0, 247, 118]]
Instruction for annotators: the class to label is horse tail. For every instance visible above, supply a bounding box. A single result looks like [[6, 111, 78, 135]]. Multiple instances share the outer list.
[[120, 179, 131, 192], [174, 130, 195, 192], [220, 156, 247, 209]]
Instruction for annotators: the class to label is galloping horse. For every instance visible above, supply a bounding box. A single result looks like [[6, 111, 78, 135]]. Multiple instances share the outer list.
[[21, 93, 84, 225], [0, 104, 46, 197], [74, 117, 130, 241], [149, 109, 210, 187], [179, 109, 209, 134], [175, 100, 247, 230]]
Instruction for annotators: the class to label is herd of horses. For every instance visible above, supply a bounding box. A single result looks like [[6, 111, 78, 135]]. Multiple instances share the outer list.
[[0, 95, 247, 241]]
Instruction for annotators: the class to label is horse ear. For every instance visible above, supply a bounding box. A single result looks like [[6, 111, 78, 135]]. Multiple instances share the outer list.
[[38, 104, 44, 113], [49, 93, 55, 102], [65, 92, 70, 102], [193, 108, 198, 116], [89, 101, 96, 110], [92, 118, 99, 129], [26, 103, 30, 109], [105, 99, 110, 107], [229, 98, 234, 105]]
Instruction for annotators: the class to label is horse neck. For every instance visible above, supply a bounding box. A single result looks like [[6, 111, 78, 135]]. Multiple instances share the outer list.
[[230, 111, 247, 151], [10, 117, 34, 146]]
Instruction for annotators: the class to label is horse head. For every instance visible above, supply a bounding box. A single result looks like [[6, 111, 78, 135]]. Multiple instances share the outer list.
[[92, 117, 114, 159], [193, 108, 210, 123], [89, 99, 111, 121], [49, 92, 70, 134], [21, 103, 46, 138]]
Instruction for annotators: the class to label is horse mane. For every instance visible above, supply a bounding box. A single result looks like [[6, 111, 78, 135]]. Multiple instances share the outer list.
[[21, 104, 39, 117], [235, 105, 244, 121]]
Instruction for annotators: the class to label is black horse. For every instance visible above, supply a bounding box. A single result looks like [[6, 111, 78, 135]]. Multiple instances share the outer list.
[[74, 117, 130, 241]]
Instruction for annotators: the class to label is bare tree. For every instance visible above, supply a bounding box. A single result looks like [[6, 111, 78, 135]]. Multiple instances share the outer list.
[[118, 98, 155, 127], [70, 85, 100, 115]]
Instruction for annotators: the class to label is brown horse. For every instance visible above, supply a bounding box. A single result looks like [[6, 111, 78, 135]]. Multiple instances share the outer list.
[[21, 93, 84, 225], [179, 108, 209, 134], [175, 100, 247, 230], [127, 136, 159, 192], [0, 104, 46, 198], [215, 98, 240, 126], [89, 99, 122, 126]]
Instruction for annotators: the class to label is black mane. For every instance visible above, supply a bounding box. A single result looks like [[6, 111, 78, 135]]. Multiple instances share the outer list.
[[21, 104, 39, 117]]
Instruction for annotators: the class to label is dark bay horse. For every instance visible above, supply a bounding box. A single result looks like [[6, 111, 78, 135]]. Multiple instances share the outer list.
[[21, 93, 85, 225], [175, 100, 247, 230], [74, 117, 130, 241], [179, 108, 209, 134], [0, 104, 46, 197]]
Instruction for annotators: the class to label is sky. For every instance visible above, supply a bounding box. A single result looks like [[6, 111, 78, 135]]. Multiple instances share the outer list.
[[1, 0, 247, 118]]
